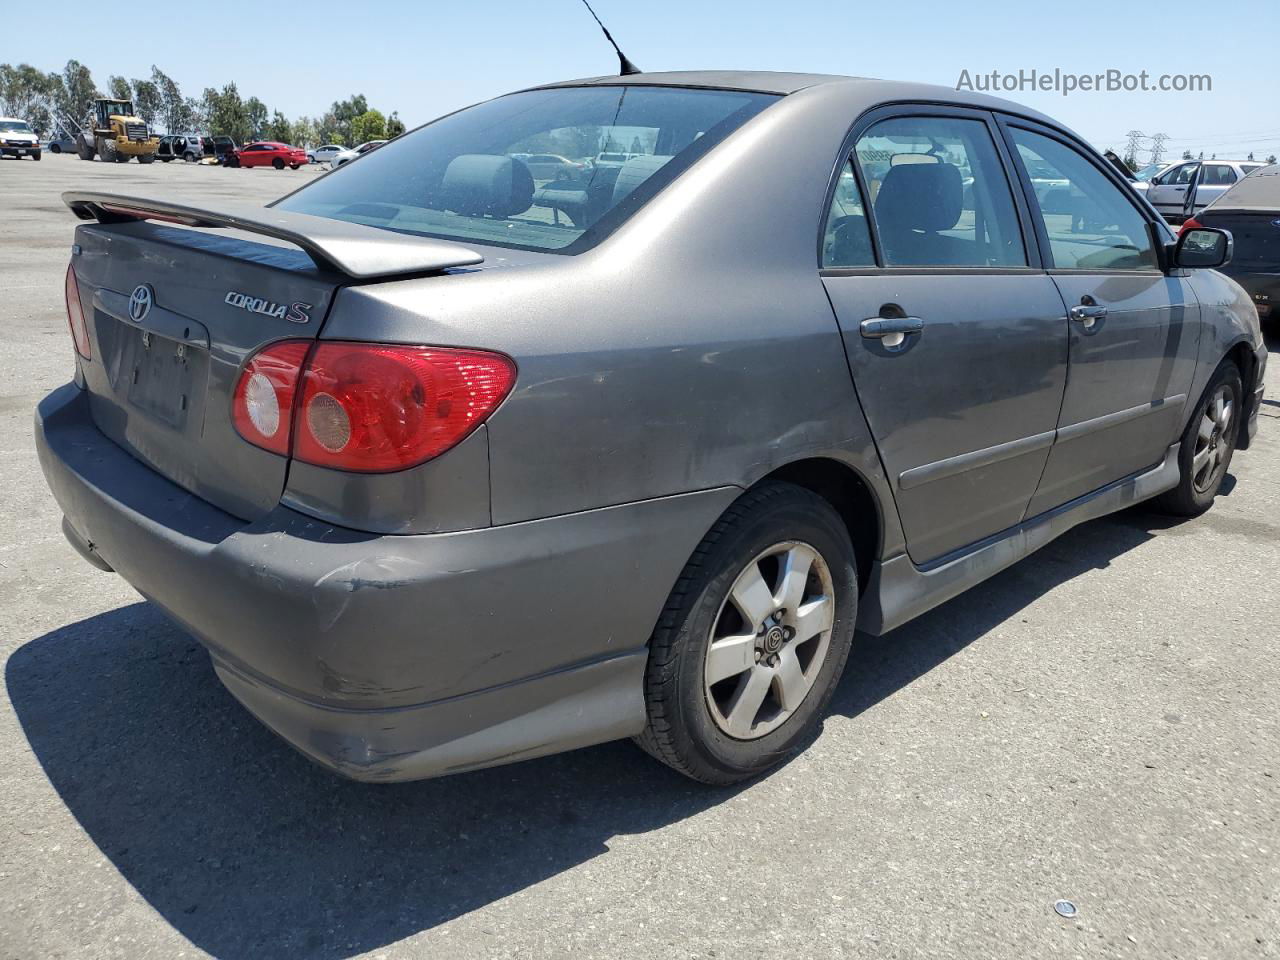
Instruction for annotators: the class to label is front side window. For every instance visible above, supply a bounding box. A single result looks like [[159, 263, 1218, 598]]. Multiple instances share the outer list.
[[853, 115, 1026, 267], [276, 85, 777, 253], [1009, 128, 1158, 271]]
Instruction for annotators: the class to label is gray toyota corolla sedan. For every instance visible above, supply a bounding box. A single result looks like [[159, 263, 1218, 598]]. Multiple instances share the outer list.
[[36, 71, 1267, 784]]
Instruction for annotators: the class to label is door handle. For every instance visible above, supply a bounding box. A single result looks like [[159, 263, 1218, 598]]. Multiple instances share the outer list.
[[860, 316, 925, 346], [1069, 304, 1108, 329]]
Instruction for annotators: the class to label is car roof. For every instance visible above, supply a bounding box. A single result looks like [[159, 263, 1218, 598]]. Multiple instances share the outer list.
[[523, 70, 1066, 129]]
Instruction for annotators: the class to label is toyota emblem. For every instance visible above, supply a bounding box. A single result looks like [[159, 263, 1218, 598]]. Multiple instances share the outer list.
[[128, 284, 154, 322]]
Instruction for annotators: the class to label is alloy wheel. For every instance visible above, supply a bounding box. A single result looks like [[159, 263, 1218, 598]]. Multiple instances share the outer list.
[[703, 541, 835, 740], [1192, 384, 1234, 492]]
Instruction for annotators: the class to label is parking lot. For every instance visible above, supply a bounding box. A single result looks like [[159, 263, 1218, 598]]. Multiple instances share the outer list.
[[1, 151, 1278, 959]]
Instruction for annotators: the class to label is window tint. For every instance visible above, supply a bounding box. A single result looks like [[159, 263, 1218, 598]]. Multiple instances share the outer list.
[[854, 115, 1026, 267], [278, 86, 775, 253], [1241, 164, 1262, 176], [1201, 164, 1236, 185], [1010, 128, 1158, 271], [822, 162, 874, 267]]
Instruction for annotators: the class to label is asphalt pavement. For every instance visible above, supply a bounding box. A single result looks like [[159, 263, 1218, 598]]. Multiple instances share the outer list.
[[1, 151, 1277, 960]]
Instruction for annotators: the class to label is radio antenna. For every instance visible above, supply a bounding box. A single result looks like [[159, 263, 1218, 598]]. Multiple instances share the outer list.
[[579, 0, 641, 76]]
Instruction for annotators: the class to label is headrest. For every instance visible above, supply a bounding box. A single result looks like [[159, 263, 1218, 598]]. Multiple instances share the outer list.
[[874, 162, 963, 233], [440, 154, 534, 218], [611, 155, 672, 205]]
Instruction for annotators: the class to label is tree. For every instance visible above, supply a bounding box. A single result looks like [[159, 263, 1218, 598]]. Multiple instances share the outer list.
[[1247, 151, 1255, 161], [315, 111, 341, 145], [1181, 150, 1192, 160], [244, 96, 268, 140], [1268, 155, 1277, 165], [107, 75, 132, 101], [350, 108, 386, 145], [151, 66, 194, 134], [386, 111, 406, 138], [59, 59, 99, 128], [265, 110, 292, 143], [0, 63, 61, 133], [289, 115, 317, 148], [203, 83, 251, 143], [329, 94, 369, 145], [131, 78, 162, 127]]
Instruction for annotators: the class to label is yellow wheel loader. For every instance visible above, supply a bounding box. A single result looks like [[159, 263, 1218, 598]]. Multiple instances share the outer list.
[[74, 98, 159, 163]]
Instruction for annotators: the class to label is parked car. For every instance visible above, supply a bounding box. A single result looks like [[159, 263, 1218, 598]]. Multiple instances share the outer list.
[[1184, 164, 1280, 328], [207, 136, 239, 162], [155, 135, 205, 162], [328, 139, 387, 168], [43, 133, 78, 154], [40, 72, 1265, 787], [307, 143, 345, 165], [1145, 159, 1266, 221], [0, 117, 41, 160], [225, 141, 307, 170], [510, 152, 587, 180]]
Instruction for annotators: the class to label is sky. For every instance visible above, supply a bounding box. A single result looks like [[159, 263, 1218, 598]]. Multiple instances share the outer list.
[[5, 0, 1278, 161]]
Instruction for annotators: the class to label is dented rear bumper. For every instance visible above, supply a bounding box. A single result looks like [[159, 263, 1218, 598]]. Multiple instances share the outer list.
[[35, 382, 736, 780]]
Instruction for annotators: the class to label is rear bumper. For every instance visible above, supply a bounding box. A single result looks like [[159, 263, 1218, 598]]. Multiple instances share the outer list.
[[35, 383, 737, 780]]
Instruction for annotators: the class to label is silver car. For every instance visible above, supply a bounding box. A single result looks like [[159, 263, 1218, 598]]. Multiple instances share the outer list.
[[1145, 159, 1267, 221], [37, 71, 1266, 785], [307, 143, 345, 165]]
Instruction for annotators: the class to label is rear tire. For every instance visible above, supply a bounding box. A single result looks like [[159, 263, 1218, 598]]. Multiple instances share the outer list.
[[272, 157, 284, 170], [1152, 360, 1242, 517], [636, 482, 857, 785], [184, 151, 196, 162], [49, 144, 61, 154], [137, 153, 154, 164]]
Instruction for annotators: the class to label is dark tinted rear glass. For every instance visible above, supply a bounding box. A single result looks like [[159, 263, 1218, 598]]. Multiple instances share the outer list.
[[275, 85, 777, 253]]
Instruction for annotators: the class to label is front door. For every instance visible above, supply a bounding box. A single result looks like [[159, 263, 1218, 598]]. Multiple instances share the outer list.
[[820, 108, 1069, 565], [1146, 161, 1198, 218], [1000, 122, 1201, 517]]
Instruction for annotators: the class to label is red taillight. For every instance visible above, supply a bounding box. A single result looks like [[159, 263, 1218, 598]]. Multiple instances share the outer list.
[[1178, 216, 1204, 237], [231, 340, 310, 455], [231, 341, 516, 472], [64, 264, 91, 360]]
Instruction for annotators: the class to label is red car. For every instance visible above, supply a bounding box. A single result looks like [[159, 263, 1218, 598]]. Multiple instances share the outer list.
[[226, 141, 307, 170]]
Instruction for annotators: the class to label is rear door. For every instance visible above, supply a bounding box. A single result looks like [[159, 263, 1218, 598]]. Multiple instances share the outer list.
[[821, 106, 1070, 566], [70, 221, 337, 519], [999, 120, 1201, 517], [1188, 162, 1237, 215]]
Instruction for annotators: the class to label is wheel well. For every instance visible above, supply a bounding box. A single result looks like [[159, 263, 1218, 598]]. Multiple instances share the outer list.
[[756, 458, 881, 592]]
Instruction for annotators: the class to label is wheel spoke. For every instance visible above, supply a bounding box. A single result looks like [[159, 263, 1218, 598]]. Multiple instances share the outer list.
[[774, 544, 815, 611], [773, 647, 811, 712], [792, 595, 834, 643], [725, 666, 772, 737], [730, 562, 775, 629], [705, 633, 757, 685], [1192, 445, 1212, 477], [1218, 400, 1233, 432], [1211, 391, 1224, 424], [1198, 415, 1215, 442]]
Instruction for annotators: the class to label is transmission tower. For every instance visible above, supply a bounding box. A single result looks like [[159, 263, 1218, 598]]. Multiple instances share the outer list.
[[1124, 130, 1145, 165], [1149, 133, 1170, 166]]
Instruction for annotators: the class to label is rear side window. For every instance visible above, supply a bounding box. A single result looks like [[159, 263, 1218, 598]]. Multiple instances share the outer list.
[[276, 86, 777, 253], [822, 162, 875, 267], [1201, 164, 1236, 186], [853, 115, 1027, 267], [1009, 128, 1158, 271]]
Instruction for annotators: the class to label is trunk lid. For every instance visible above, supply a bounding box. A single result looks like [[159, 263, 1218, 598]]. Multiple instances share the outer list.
[[1198, 210, 1280, 272], [64, 194, 485, 520]]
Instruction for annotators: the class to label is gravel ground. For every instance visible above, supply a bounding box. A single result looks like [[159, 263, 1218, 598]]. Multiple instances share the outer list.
[[1, 151, 1277, 960]]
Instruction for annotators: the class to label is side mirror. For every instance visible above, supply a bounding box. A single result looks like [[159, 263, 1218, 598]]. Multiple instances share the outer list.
[[1174, 227, 1233, 269]]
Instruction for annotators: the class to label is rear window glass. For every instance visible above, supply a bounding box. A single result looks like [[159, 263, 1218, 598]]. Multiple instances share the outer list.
[[275, 85, 777, 253]]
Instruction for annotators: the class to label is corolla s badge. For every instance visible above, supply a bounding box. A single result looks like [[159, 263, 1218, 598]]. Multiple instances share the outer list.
[[224, 291, 312, 324], [128, 284, 154, 322]]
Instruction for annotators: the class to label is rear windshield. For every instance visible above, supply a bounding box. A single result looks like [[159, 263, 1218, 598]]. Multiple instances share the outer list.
[[275, 85, 777, 253]]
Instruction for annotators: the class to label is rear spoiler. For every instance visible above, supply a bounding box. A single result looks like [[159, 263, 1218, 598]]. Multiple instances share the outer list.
[[62, 191, 484, 279]]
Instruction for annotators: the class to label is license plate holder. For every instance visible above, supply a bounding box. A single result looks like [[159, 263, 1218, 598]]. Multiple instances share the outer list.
[[125, 328, 197, 428]]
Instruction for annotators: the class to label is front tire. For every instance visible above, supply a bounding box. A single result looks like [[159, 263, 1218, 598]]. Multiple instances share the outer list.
[[137, 153, 154, 164], [636, 483, 857, 784], [49, 144, 61, 154], [1152, 360, 1242, 517]]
